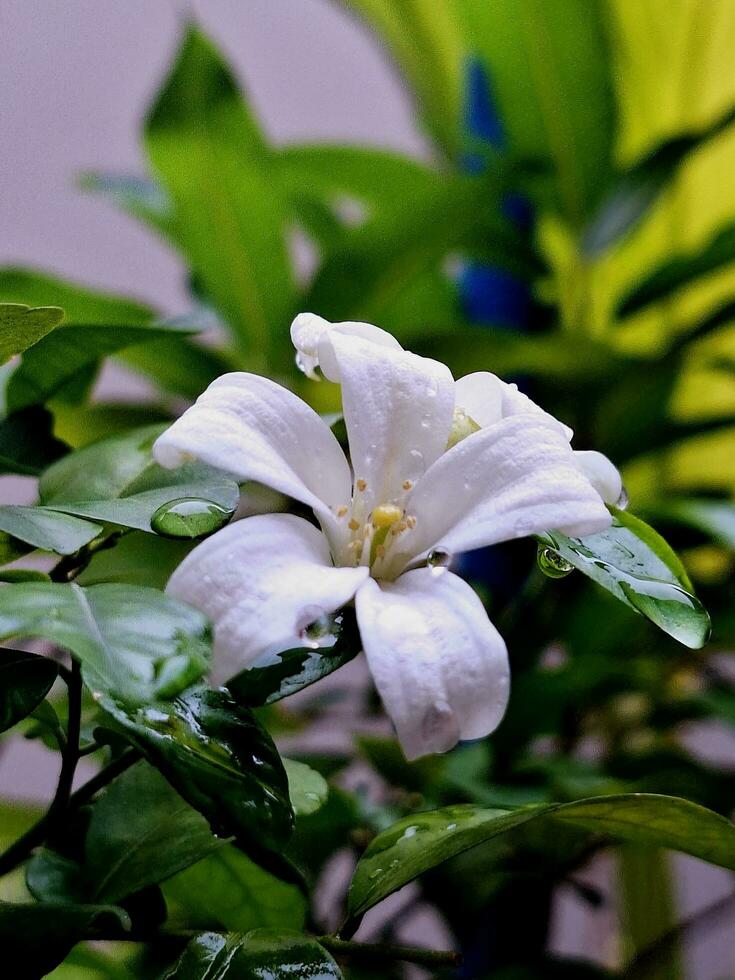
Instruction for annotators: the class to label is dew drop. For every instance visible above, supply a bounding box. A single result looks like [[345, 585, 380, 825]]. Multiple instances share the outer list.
[[151, 497, 234, 539], [616, 484, 630, 510], [298, 607, 341, 649], [427, 548, 452, 574], [537, 546, 574, 579]]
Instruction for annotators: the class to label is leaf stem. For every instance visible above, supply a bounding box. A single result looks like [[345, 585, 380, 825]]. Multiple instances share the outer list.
[[48, 657, 83, 820], [317, 935, 462, 968], [0, 749, 139, 878]]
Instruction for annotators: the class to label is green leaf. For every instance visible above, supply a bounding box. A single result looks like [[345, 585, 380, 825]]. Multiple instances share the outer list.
[[26, 849, 86, 904], [226, 608, 361, 706], [284, 759, 328, 817], [0, 406, 68, 476], [84, 762, 223, 902], [0, 505, 102, 556], [0, 302, 64, 364], [4, 322, 195, 413], [39, 425, 238, 534], [76, 531, 193, 589], [163, 845, 306, 933], [647, 499, 735, 550], [0, 582, 211, 705], [165, 929, 342, 980], [346, 793, 735, 924], [617, 221, 735, 317], [538, 507, 710, 649], [78, 172, 171, 227], [144, 26, 294, 362], [0, 648, 58, 734], [582, 102, 735, 255], [101, 688, 293, 852], [0, 900, 130, 979]]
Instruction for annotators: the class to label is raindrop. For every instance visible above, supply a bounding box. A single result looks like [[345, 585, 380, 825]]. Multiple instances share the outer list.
[[427, 548, 452, 574], [298, 608, 341, 649], [616, 485, 630, 510], [537, 546, 574, 579], [151, 497, 234, 539]]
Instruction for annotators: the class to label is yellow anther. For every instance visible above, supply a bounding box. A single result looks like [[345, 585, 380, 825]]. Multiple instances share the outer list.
[[402, 480, 413, 491], [336, 506, 348, 517], [356, 478, 367, 492], [348, 518, 360, 531], [406, 515, 417, 529], [371, 504, 402, 529]]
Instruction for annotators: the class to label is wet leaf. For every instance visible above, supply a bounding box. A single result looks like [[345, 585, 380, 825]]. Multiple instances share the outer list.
[[346, 793, 735, 925], [0, 582, 211, 705], [284, 759, 328, 817], [0, 302, 64, 364], [0, 648, 58, 734], [0, 505, 102, 557], [538, 507, 710, 648]]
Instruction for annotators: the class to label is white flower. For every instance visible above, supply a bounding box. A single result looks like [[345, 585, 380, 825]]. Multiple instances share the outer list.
[[153, 314, 620, 759]]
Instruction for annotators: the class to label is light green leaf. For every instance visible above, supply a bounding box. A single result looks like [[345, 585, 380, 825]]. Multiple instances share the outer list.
[[284, 759, 329, 817], [163, 845, 306, 933], [538, 507, 710, 649], [165, 929, 342, 980], [144, 26, 294, 363], [646, 499, 735, 551], [85, 762, 223, 903], [346, 793, 735, 924], [0, 648, 58, 734], [0, 302, 64, 364], [39, 425, 238, 535], [0, 505, 102, 556], [0, 582, 211, 705]]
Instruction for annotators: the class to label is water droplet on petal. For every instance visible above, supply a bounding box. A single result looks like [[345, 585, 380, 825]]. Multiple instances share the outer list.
[[426, 548, 452, 576], [537, 546, 574, 579], [151, 497, 234, 539], [298, 607, 341, 649], [616, 485, 630, 510]]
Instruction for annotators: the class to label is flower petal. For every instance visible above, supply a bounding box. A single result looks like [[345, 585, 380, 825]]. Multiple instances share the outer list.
[[153, 372, 352, 538], [166, 513, 368, 685], [387, 414, 611, 571], [291, 312, 401, 381], [325, 329, 455, 509], [455, 372, 572, 439], [574, 450, 623, 505], [355, 569, 510, 760]]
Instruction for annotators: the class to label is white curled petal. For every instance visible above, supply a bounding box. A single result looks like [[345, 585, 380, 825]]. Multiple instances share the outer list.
[[153, 372, 352, 536], [574, 450, 623, 505], [454, 372, 504, 427], [326, 331, 455, 509], [290, 312, 402, 381], [389, 415, 611, 570], [166, 513, 368, 685], [356, 570, 510, 760]]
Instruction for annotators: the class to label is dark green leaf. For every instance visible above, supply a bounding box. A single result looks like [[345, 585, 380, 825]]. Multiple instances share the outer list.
[[0, 505, 102, 556], [0, 900, 130, 979], [618, 221, 735, 317], [163, 844, 306, 933], [582, 102, 735, 255], [26, 849, 86, 903], [0, 582, 211, 704], [0, 648, 58, 733], [165, 929, 342, 980], [101, 687, 293, 852], [284, 758, 328, 817], [346, 793, 735, 924], [538, 508, 710, 649], [0, 302, 64, 364], [144, 26, 294, 362], [226, 608, 361, 706], [0, 406, 68, 476], [39, 425, 238, 534], [84, 762, 223, 902]]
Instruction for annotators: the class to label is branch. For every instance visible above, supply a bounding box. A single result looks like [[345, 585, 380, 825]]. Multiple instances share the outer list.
[[317, 935, 461, 968]]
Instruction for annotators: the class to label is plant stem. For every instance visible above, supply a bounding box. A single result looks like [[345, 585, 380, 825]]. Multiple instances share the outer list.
[[49, 658, 83, 819], [317, 935, 461, 968], [618, 845, 682, 980], [0, 750, 139, 877]]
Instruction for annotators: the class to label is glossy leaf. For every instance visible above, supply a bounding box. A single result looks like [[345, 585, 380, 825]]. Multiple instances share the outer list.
[[0, 648, 58, 734], [163, 844, 306, 933], [101, 688, 293, 852], [0, 406, 68, 476], [39, 425, 238, 534], [0, 505, 102, 556], [165, 929, 342, 980], [144, 26, 294, 362], [77, 531, 193, 589], [582, 102, 735, 255], [346, 793, 735, 923], [0, 302, 64, 364], [84, 762, 223, 902], [538, 507, 710, 649], [0, 582, 211, 705], [226, 609, 361, 707], [618, 220, 735, 317], [4, 322, 195, 413], [284, 759, 329, 817], [0, 900, 131, 979]]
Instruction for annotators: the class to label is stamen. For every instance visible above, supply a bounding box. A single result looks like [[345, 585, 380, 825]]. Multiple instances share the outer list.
[[356, 478, 367, 492], [402, 480, 413, 491], [336, 506, 348, 518], [348, 518, 360, 531], [375, 544, 386, 558], [371, 504, 402, 529], [406, 515, 417, 529]]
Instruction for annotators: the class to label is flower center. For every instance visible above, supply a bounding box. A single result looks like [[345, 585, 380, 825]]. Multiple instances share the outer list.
[[333, 480, 417, 578]]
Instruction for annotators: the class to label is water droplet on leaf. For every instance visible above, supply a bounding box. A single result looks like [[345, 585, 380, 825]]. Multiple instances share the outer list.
[[616, 485, 630, 510], [298, 608, 341, 649], [151, 497, 234, 539], [537, 546, 574, 579], [427, 548, 451, 573]]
